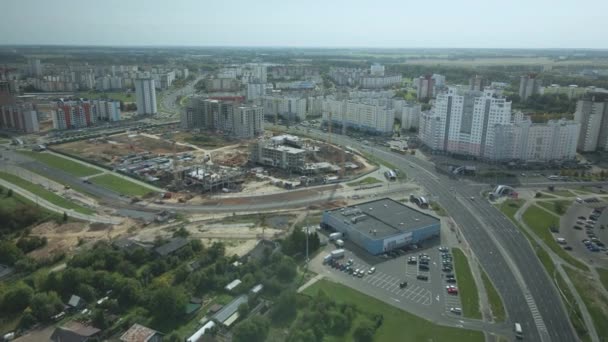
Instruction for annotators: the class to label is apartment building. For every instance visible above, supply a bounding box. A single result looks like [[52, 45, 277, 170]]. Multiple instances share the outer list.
[[53, 99, 97, 130], [519, 74, 541, 101], [574, 96, 608, 152], [134, 78, 157, 115], [181, 98, 263, 139]]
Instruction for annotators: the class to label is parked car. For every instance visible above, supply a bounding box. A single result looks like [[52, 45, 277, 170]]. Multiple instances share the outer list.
[[368, 267, 376, 275], [417, 275, 428, 281], [450, 307, 462, 315], [419, 265, 429, 271], [399, 281, 408, 288], [446, 278, 457, 283]]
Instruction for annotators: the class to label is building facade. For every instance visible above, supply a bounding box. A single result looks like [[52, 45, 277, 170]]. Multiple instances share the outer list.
[[93, 100, 121, 122], [519, 74, 541, 101], [134, 78, 157, 115], [574, 97, 608, 152], [321, 98, 394, 134], [53, 99, 97, 130], [182, 98, 263, 139]]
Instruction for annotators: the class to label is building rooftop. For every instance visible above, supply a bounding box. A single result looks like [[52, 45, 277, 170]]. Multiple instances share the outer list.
[[326, 198, 439, 240], [212, 295, 248, 324], [51, 321, 100, 342], [120, 323, 160, 342], [154, 237, 189, 256]]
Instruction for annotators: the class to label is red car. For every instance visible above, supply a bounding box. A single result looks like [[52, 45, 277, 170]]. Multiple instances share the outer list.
[[446, 285, 458, 294]]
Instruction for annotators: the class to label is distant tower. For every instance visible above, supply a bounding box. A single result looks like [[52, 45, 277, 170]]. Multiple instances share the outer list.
[[134, 78, 157, 115], [28, 58, 42, 77], [519, 74, 541, 101]]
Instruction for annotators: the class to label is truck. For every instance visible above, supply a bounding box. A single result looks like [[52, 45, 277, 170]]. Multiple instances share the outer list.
[[330, 249, 345, 259], [323, 254, 333, 264], [335, 239, 345, 248], [329, 232, 344, 241]]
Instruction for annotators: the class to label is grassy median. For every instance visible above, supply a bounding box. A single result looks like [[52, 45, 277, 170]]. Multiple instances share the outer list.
[[537, 200, 571, 215], [304, 279, 484, 342], [555, 271, 590, 342], [18, 151, 101, 177], [522, 205, 589, 271], [480, 270, 506, 322], [0, 172, 94, 215], [347, 176, 382, 187], [452, 248, 482, 319], [89, 174, 154, 197], [564, 266, 608, 340]]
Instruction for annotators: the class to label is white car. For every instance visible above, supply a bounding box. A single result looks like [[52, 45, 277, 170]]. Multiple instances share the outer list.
[[368, 267, 376, 274], [450, 307, 462, 314]]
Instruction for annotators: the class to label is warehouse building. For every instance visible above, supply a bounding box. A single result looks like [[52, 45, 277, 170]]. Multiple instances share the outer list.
[[321, 198, 440, 255]]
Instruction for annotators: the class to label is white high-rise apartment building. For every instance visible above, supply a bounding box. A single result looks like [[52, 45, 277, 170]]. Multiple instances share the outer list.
[[419, 87, 511, 159], [246, 83, 266, 101], [262, 96, 307, 121], [322, 99, 394, 134], [134, 78, 157, 115], [401, 103, 421, 130], [29, 59, 42, 77], [370, 64, 385, 76], [494, 118, 579, 162], [574, 97, 608, 152]]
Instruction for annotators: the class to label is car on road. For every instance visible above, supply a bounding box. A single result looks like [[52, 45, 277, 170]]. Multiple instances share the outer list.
[[368, 267, 376, 275], [450, 307, 462, 315], [564, 246, 573, 251], [399, 281, 408, 288], [416, 275, 428, 281]]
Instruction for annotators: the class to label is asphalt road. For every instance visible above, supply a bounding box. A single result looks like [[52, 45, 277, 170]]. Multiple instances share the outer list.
[[310, 131, 576, 342]]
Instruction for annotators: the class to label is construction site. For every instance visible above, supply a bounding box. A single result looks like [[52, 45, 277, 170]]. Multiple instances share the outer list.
[[53, 123, 376, 196]]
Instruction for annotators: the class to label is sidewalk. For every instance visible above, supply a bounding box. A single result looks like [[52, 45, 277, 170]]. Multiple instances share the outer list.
[[298, 274, 324, 293]]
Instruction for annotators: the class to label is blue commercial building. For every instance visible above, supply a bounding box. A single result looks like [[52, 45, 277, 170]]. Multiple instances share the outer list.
[[321, 198, 440, 255]]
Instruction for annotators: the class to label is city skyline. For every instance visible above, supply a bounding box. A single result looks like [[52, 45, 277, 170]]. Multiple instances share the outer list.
[[2, 0, 608, 49]]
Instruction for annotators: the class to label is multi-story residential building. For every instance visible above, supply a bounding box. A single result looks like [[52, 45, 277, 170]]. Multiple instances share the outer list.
[[204, 78, 240, 92], [262, 96, 308, 121], [469, 75, 486, 92], [494, 117, 579, 161], [0, 83, 39, 133], [574, 96, 608, 152], [401, 103, 422, 130], [360, 75, 402, 89], [269, 65, 319, 80], [328, 67, 368, 86], [93, 100, 121, 122], [432, 74, 446, 87], [181, 98, 263, 139], [53, 99, 97, 130], [29, 59, 42, 77], [134, 78, 157, 115], [322, 98, 394, 134], [249, 63, 267, 83], [370, 64, 385, 77], [416, 75, 435, 100], [246, 83, 267, 101], [519, 74, 541, 101], [418, 87, 512, 159]]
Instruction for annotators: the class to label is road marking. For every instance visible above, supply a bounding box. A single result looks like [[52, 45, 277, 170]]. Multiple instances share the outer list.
[[391, 298, 400, 303]]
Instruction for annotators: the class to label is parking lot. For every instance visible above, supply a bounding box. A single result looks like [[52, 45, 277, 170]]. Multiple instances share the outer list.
[[561, 199, 608, 267], [310, 237, 466, 322]]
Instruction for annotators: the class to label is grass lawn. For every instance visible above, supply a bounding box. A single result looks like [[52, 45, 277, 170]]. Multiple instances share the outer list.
[[0, 185, 61, 221], [89, 174, 155, 197], [429, 201, 447, 217], [522, 205, 588, 271], [538, 192, 558, 198], [0, 172, 94, 215], [480, 270, 506, 322], [347, 176, 382, 187], [304, 279, 484, 342], [498, 199, 525, 218], [547, 190, 576, 197], [537, 200, 571, 215], [17, 151, 102, 177], [555, 271, 591, 342], [564, 266, 608, 340], [452, 248, 481, 319], [597, 268, 608, 292], [77, 91, 134, 103]]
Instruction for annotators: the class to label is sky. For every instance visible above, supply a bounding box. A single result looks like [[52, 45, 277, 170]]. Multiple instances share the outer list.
[[1, 0, 607, 49]]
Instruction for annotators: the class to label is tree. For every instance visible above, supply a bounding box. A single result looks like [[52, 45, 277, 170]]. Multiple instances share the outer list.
[[329, 311, 350, 335], [271, 290, 296, 323], [116, 278, 143, 308], [166, 332, 181, 342], [554, 202, 566, 215], [92, 309, 108, 329], [30, 291, 63, 321], [353, 319, 375, 342], [238, 302, 250, 318], [148, 286, 187, 321], [62, 212, 68, 223], [232, 316, 270, 342], [1, 282, 34, 313], [7, 189, 13, 197], [277, 257, 297, 282], [0, 241, 23, 265]]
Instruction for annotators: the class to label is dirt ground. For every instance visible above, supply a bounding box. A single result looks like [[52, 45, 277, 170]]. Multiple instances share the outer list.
[[27, 219, 138, 260], [54, 133, 193, 165]]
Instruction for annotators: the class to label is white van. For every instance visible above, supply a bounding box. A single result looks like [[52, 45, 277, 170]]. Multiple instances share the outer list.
[[514, 322, 523, 339]]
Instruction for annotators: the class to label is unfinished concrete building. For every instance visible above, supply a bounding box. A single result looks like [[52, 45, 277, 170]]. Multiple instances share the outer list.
[[182, 98, 264, 139]]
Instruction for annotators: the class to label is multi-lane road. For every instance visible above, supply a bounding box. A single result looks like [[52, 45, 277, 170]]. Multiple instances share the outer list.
[[305, 130, 577, 342]]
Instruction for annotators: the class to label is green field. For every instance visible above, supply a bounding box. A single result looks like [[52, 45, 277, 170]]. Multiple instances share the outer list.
[[564, 266, 608, 340], [537, 200, 571, 215], [77, 91, 134, 102], [89, 174, 154, 197], [17, 151, 102, 177], [555, 271, 591, 342], [0, 172, 94, 215], [452, 248, 481, 319], [547, 190, 576, 198], [347, 176, 382, 187], [522, 205, 589, 271], [597, 268, 608, 292], [304, 279, 484, 342], [480, 270, 506, 322]]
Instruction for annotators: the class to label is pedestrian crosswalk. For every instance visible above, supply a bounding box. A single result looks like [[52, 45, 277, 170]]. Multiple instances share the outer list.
[[525, 292, 548, 336]]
